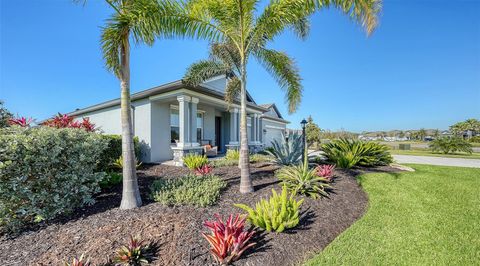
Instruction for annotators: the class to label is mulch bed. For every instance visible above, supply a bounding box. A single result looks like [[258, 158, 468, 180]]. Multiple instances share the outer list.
[[0, 163, 396, 266]]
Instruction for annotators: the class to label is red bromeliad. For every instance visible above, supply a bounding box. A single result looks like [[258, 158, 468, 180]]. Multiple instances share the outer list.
[[194, 164, 213, 176], [315, 164, 336, 181], [8, 116, 33, 127], [43, 113, 96, 132], [202, 214, 255, 265]]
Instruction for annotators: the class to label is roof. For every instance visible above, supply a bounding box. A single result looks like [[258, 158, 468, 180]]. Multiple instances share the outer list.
[[258, 103, 284, 119], [68, 79, 270, 117]]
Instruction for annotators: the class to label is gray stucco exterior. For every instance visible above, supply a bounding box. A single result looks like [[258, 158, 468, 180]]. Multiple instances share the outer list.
[[72, 76, 289, 163]]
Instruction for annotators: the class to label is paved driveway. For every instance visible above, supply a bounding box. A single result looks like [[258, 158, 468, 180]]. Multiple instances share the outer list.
[[393, 155, 480, 168]]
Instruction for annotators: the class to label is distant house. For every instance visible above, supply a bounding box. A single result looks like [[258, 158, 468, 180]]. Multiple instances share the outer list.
[[68, 75, 289, 165]]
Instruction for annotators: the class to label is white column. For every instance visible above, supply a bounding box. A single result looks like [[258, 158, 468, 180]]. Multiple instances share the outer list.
[[177, 95, 191, 147], [190, 97, 199, 146], [250, 114, 256, 143], [229, 108, 239, 144]]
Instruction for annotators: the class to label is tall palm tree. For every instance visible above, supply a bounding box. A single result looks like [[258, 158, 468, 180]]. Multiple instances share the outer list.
[[77, 0, 167, 209], [173, 0, 381, 193]]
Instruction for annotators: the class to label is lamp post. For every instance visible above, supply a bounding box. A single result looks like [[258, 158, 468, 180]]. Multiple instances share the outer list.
[[300, 118, 307, 164]]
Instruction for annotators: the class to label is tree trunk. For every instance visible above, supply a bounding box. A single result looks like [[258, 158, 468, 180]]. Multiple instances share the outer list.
[[119, 35, 142, 209], [239, 63, 253, 193]]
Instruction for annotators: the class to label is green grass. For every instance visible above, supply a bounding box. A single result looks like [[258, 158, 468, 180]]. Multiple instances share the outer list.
[[305, 164, 480, 265], [390, 149, 480, 159]]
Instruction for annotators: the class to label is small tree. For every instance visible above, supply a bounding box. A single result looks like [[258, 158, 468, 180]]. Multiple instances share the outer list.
[[306, 116, 322, 148], [0, 100, 13, 128], [450, 119, 480, 138]]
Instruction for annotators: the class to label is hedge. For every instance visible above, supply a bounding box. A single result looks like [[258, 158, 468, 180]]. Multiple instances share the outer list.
[[0, 126, 108, 233], [98, 134, 141, 171]]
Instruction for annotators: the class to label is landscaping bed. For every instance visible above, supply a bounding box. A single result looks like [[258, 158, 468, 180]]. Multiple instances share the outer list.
[[0, 163, 377, 266]]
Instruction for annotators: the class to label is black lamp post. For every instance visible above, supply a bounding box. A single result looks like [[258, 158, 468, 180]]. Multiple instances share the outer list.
[[300, 118, 307, 164]]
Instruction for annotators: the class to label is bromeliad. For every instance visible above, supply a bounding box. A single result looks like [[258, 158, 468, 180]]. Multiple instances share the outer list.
[[202, 214, 255, 265]]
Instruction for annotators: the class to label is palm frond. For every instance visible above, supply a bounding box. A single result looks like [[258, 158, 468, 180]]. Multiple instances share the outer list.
[[101, 13, 129, 77], [315, 0, 381, 35], [225, 76, 241, 108], [254, 48, 302, 113], [210, 42, 241, 73], [183, 59, 230, 86]]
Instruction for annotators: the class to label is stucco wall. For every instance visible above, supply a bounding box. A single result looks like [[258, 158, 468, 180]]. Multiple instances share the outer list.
[[150, 101, 172, 162], [199, 104, 216, 145]]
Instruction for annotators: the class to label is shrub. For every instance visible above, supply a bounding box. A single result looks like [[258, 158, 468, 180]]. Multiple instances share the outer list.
[[429, 137, 473, 154], [97, 134, 141, 172], [321, 139, 393, 168], [151, 174, 226, 207], [183, 154, 208, 170], [225, 149, 240, 161], [315, 164, 335, 182], [265, 132, 303, 166], [0, 126, 107, 233], [64, 254, 92, 266], [112, 156, 142, 170], [212, 158, 238, 167], [469, 136, 480, 143], [235, 186, 303, 233], [114, 235, 154, 266], [202, 214, 255, 265], [194, 164, 213, 176], [276, 164, 330, 198], [249, 154, 272, 163], [8, 116, 33, 127], [99, 172, 123, 189]]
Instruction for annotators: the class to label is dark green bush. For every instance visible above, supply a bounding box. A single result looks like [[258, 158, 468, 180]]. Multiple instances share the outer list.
[[0, 126, 108, 233], [99, 172, 123, 189], [98, 135, 141, 171], [429, 137, 473, 154], [321, 138, 393, 168], [151, 174, 226, 207]]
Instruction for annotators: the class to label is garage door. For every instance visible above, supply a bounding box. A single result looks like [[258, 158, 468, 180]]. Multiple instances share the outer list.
[[264, 127, 284, 147]]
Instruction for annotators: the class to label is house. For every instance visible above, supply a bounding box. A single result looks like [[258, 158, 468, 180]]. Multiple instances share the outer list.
[[69, 75, 289, 165]]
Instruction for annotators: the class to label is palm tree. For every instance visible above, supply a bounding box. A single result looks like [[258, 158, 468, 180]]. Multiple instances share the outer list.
[[176, 0, 381, 193], [77, 0, 168, 209]]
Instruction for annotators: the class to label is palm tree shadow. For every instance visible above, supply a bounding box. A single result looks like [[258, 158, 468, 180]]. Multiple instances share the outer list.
[[284, 208, 316, 234], [240, 230, 272, 261]]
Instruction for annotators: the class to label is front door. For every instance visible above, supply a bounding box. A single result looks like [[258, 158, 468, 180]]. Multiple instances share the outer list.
[[215, 117, 221, 152]]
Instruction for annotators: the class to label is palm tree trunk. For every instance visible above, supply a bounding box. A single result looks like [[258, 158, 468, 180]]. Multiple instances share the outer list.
[[119, 35, 142, 209], [239, 63, 253, 193]]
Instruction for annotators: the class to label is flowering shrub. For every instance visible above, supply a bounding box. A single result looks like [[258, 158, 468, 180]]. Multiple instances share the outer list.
[[202, 214, 255, 265], [315, 164, 335, 181], [43, 113, 96, 132], [0, 126, 107, 233], [194, 164, 213, 176], [114, 235, 154, 265], [8, 116, 33, 127]]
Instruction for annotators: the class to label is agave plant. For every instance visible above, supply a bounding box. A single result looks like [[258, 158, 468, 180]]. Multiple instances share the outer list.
[[202, 214, 255, 265], [276, 164, 330, 198], [265, 132, 303, 166]]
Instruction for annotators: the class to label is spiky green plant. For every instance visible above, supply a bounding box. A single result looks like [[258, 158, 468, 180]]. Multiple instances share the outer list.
[[429, 137, 473, 154], [321, 138, 392, 168], [265, 132, 303, 166], [276, 164, 330, 198], [113, 156, 142, 170], [178, 0, 381, 193], [234, 186, 303, 233], [225, 149, 240, 161], [183, 154, 209, 170]]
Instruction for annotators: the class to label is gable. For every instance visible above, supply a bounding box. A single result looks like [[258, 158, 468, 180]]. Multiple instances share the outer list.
[[200, 75, 256, 103]]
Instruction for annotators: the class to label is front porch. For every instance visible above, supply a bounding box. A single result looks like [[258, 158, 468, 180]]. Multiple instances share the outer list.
[[150, 90, 264, 166]]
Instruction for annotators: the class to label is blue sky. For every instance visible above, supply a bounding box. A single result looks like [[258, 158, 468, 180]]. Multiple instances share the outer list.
[[1, 0, 479, 132]]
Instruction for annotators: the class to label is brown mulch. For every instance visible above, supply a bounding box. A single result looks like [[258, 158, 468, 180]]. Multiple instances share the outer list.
[[0, 164, 396, 266]]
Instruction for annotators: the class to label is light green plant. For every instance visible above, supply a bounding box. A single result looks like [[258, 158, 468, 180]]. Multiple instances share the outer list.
[[183, 154, 209, 170], [151, 174, 226, 207], [249, 154, 272, 163], [212, 159, 238, 167], [429, 137, 473, 154], [276, 164, 330, 198], [0, 126, 108, 233], [225, 149, 240, 161], [321, 139, 393, 168], [113, 156, 142, 170], [234, 186, 303, 233]]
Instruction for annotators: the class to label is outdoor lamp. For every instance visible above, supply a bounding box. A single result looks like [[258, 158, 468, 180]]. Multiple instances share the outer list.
[[301, 119, 307, 163]]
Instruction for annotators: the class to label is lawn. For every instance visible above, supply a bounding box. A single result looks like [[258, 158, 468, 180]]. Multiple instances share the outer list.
[[305, 164, 480, 265], [390, 149, 480, 159]]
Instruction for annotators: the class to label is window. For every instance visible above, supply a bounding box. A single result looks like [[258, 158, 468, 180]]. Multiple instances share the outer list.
[[170, 108, 204, 144], [170, 109, 179, 143]]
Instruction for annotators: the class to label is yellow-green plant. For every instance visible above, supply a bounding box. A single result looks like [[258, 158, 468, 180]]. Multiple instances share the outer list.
[[276, 163, 330, 199], [113, 156, 142, 170], [234, 186, 303, 233], [183, 154, 208, 170], [225, 149, 240, 161]]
